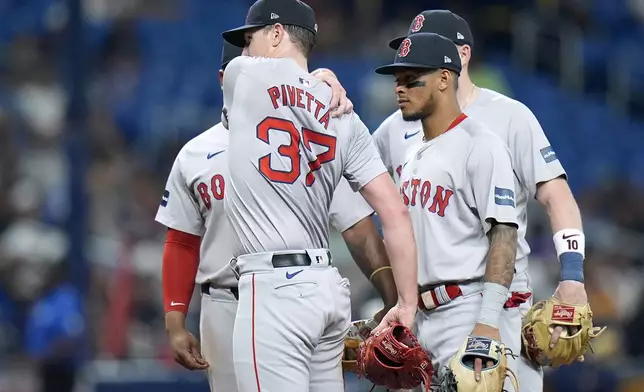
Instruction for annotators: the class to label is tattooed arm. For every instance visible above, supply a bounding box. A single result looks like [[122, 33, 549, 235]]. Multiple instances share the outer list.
[[342, 215, 398, 319], [484, 221, 518, 288]]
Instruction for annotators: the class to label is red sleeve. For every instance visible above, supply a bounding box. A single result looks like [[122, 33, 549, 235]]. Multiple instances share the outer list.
[[162, 228, 201, 314]]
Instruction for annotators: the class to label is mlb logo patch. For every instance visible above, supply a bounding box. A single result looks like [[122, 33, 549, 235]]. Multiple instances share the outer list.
[[552, 305, 575, 322], [540, 146, 558, 163], [465, 337, 491, 355], [494, 187, 515, 207], [298, 77, 311, 87], [161, 190, 170, 207]]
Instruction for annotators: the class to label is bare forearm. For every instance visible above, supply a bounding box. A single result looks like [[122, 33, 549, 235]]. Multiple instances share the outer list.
[[484, 223, 518, 289], [380, 209, 418, 307], [477, 222, 518, 328], [537, 178, 582, 232], [342, 216, 397, 307], [360, 174, 418, 308], [537, 178, 586, 282]]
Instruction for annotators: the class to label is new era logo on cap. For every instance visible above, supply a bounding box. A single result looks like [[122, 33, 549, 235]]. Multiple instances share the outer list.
[[457, 32, 464, 40], [223, 0, 317, 48], [444, 56, 452, 63]]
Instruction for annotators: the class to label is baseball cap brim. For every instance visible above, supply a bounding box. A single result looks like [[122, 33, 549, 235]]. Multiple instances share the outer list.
[[222, 24, 266, 48], [388, 36, 405, 50], [374, 63, 440, 75]]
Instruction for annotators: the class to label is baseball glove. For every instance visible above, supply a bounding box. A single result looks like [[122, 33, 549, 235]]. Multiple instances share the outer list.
[[343, 318, 379, 373], [437, 336, 519, 392], [356, 324, 433, 391], [521, 297, 606, 368]]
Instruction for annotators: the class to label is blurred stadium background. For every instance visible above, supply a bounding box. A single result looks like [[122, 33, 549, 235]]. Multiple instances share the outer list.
[[0, 0, 643, 391]]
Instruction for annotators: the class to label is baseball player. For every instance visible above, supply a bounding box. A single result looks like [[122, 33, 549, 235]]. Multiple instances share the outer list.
[[317, 10, 586, 391], [156, 41, 399, 391], [220, 0, 419, 390], [375, 31, 519, 384]]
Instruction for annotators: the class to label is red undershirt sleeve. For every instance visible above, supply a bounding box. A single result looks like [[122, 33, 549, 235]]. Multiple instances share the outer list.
[[162, 228, 201, 314]]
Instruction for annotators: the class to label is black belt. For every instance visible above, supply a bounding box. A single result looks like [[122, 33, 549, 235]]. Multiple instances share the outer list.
[[272, 253, 316, 268], [201, 283, 239, 300]]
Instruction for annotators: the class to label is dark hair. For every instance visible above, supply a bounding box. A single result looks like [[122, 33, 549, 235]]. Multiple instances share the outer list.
[[264, 24, 316, 57]]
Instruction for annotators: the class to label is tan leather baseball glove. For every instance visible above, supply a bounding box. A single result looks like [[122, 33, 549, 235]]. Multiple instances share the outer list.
[[437, 336, 518, 392], [521, 297, 606, 367], [342, 318, 379, 373]]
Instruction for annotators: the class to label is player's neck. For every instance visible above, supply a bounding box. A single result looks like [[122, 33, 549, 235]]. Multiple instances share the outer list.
[[456, 73, 478, 110], [276, 47, 309, 72], [421, 105, 463, 142]]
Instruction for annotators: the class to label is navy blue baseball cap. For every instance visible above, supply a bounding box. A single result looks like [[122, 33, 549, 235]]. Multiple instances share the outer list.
[[375, 33, 462, 76], [389, 10, 473, 50], [221, 41, 242, 70], [222, 0, 318, 48]]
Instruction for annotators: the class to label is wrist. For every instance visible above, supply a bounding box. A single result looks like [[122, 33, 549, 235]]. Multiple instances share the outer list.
[[553, 229, 585, 283], [397, 295, 418, 309], [477, 282, 509, 329], [165, 311, 186, 334]]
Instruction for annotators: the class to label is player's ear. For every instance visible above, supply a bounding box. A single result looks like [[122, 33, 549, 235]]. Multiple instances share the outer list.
[[218, 69, 224, 90], [272, 23, 286, 47], [458, 45, 471, 67], [438, 69, 451, 92]]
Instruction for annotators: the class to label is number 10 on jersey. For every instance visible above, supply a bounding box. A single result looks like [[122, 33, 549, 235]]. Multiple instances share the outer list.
[[257, 116, 337, 186]]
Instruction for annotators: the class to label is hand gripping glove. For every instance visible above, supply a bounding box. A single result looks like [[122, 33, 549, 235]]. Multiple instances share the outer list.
[[437, 336, 519, 392], [521, 297, 606, 367], [356, 324, 433, 391], [343, 318, 379, 373]]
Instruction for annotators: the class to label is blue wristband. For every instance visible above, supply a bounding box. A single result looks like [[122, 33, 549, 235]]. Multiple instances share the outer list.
[[559, 252, 584, 282]]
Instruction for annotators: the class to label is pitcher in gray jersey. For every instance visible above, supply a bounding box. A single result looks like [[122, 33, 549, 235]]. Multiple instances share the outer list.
[[369, 9, 587, 392], [375, 32, 521, 389], [221, 1, 419, 391], [157, 41, 404, 392]]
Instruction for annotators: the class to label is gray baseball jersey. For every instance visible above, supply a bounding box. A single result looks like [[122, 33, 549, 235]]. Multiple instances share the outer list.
[[155, 123, 375, 285], [399, 115, 518, 285], [223, 56, 386, 256], [373, 88, 566, 274]]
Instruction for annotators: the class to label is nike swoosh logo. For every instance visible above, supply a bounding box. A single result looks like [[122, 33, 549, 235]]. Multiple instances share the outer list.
[[207, 150, 225, 159], [170, 301, 185, 306], [404, 131, 420, 140], [285, 269, 304, 279], [562, 233, 580, 240]]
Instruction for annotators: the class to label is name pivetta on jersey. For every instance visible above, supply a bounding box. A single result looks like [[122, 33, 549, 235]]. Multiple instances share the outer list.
[[222, 56, 386, 255]]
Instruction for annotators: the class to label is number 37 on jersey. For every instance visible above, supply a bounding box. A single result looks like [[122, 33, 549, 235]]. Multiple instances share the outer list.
[[256, 116, 336, 186]]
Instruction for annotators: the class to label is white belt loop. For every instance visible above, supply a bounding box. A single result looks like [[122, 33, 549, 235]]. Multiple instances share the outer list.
[[304, 248, 331, 269], [229, 257, 240, 280]]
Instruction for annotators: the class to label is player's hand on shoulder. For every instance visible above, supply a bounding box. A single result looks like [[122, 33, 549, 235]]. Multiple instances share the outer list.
[[469, 323, 501, 382], [550, 280, 588, 347], [167, 327, 209, 370], [311, 67, 353, 118]]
